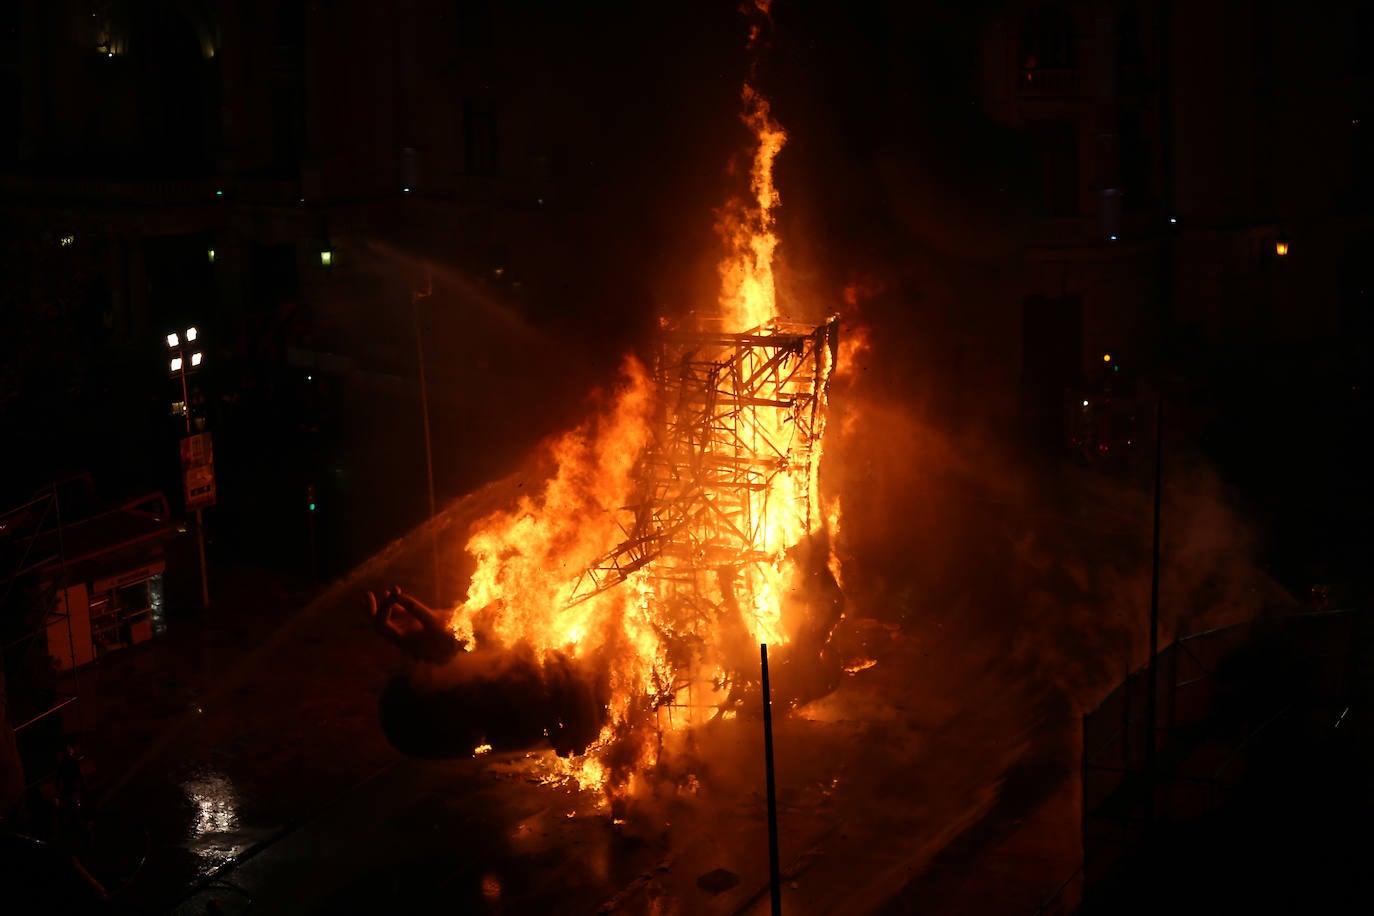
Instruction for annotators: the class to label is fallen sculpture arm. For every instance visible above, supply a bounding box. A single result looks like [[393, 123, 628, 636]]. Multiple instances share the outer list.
[[367, 586, 463, 664]]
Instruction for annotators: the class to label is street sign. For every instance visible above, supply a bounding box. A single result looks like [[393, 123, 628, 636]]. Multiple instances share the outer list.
[[181, 432, 216, 509], [184, 465, 217, 510], [180, 432, 214, 469]]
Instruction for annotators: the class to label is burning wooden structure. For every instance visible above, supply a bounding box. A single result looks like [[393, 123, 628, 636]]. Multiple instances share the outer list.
[[376, 318, 844, 767], [373, 52, 846, 789], [570, 320, 838, 608], [566, 319, 843, 715]]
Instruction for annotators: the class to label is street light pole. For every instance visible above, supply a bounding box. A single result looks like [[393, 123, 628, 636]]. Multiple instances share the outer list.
[[168, 329, 210, 611]]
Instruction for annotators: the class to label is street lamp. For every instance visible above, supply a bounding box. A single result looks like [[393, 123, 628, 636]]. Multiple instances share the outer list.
[[166, 326, 210, 610], [168, 328, 204, 400]]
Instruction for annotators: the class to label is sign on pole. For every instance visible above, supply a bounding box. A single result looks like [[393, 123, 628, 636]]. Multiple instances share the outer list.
[[181, 432, 217, 510], [180, 432, 213, 467]]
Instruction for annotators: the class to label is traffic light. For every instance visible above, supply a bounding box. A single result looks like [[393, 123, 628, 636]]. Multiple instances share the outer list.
[[307, 484, 316, 512]]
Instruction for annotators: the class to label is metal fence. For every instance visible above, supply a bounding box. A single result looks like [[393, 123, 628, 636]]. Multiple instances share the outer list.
[[1067, 607, 1370, 911]]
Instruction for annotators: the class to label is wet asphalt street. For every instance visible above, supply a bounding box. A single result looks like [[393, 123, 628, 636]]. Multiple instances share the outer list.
[[53, 479, 1087, 915]]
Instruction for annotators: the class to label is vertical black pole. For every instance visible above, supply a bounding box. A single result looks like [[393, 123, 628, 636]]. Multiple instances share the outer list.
[[52, 484, 84, 732], [179, 362, 210, 610], [761, 643, 782, 916], [1144, 396, 1163, 825], [1160, 0, 1175, 345], [307, 496, 317, 580], [412, 280, 440, 605]]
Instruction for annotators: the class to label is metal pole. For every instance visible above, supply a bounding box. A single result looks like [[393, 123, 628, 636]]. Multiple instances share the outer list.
[[1144, 396, 1162, 823], [307, 499, 317, 580], [194, 508, 209, 610], [1141, 0, 1173, 843], [180, 362, 209, 610], [760, 643, 782, 916], [412, 278, 440, 604], [51, 483, 85, 732]]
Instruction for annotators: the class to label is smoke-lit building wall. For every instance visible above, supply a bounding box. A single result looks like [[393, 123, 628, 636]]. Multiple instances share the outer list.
[[3, 0, 592, 342], [6, 0, 1370, 558], [974, 1, 1373, 444], [0, 0, 669, 565]]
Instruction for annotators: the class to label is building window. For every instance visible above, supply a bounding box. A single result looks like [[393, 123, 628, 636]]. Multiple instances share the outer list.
[[1119, 110, 1152, 210], [455, 1, 491, 49], [1115, 6, 1150, 95], [1357, 8, 1374, 76], [1020, 294, 1084, 451], [89, 574, 159, 657], [1338, 234, 1374, 336], [1020, 6, 1076, 87], [1032, 122, 1080, 218], [271, 82, 305, 174], [1353, 116, 1374, 208], [464, 99, 499, 175]]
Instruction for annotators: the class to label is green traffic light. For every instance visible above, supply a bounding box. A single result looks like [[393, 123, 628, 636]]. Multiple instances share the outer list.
[[309, 502, 316, 511]]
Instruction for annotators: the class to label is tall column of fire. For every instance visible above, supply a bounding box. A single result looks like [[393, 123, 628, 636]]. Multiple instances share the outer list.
[[410, 16, 844, 797]]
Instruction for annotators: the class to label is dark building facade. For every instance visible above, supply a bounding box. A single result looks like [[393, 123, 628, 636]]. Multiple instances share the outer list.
[[970, 3, 1374, 451], [4, 1, 1369, 577], [1, 0, 714, 572]]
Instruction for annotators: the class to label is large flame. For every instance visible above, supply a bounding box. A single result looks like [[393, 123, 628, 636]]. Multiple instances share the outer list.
[[453, 356, 654, 654], [717, 83, 787, 330], [446, 56, 839, 796]]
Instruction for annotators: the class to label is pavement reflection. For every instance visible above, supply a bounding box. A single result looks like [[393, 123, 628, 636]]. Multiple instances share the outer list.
[[179, 769, 280, 878]]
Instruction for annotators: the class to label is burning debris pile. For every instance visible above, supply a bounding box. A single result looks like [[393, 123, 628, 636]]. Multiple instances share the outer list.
[[374, 23, 846, 795]]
